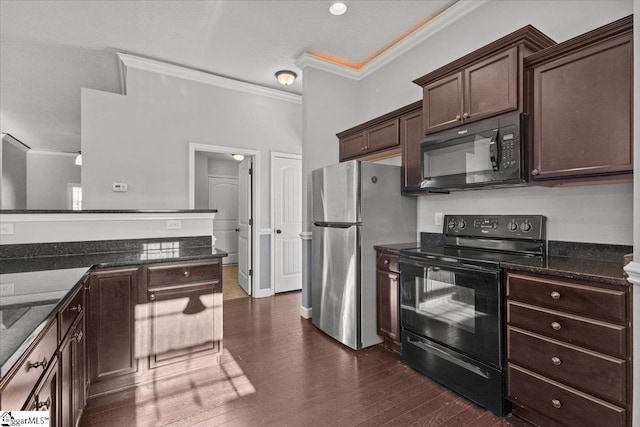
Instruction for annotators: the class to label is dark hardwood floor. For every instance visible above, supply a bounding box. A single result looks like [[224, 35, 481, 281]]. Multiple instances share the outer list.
[[80, 292, 531, 426]]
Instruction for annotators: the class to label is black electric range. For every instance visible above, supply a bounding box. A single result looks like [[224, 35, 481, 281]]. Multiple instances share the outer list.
[[398, 214, 546, 416]]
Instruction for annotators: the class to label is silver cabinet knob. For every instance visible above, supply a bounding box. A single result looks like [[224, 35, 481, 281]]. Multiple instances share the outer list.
[[29, 357, 48, 370], [149, 293, 156, 301], [72, 331, 84, 343], [36, 396, 51, 410], [69, 304, 82, 312], [551, 399, 562, 409], [551, 322, 561, 331], [550, 291, 561, 300], [551, 356, 561, 366], [455, 114, 461, 120], [531, 169, 540, 176], [183, 271, 190, 278]]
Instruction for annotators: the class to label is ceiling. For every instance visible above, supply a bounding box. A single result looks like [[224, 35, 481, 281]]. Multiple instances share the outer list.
[[0, 0, 457, 153]]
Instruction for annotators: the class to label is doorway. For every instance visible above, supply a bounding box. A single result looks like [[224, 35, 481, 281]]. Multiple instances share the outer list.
[[189, 143, 261, 297]]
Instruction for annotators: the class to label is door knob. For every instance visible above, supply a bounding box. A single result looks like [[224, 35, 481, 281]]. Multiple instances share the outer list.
[[276, 229, 282, 234]]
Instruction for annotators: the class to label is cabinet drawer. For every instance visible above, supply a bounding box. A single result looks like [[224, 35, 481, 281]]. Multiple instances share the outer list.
[[507, 301, 626, 358], [508, 327, 626, 404], [376, 253, 399, 273], [1, 318, 58, 410], [509, 365, 626, 427], [507, 273, 626, 323], [147, 259, 220, 288], [59, 285, 84, 343]]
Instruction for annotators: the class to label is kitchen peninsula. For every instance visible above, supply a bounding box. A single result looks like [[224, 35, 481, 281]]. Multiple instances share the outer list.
[[0, 210, 226, 427]]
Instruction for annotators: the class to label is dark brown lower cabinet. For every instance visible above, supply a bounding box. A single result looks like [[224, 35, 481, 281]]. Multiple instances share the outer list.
[[506, 270, 631, 426], [87, 267, 140, 392], [26, 356, 58, 426], [375, 250, 400, 352], [148, 282, 222, 368], [60, 314, 86, 427]]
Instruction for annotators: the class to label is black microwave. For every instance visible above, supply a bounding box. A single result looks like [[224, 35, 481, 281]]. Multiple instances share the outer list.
[[420, 113, 526, 192]]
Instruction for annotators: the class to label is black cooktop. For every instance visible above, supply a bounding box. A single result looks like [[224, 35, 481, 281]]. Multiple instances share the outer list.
[[400, 246, 541, 269], [401, 214, 546, 268]]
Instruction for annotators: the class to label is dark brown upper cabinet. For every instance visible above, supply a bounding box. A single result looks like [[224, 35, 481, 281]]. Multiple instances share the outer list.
[[524, 15, 633, 185], [414, 26, 556, 135], [337, 101, 423, 193]]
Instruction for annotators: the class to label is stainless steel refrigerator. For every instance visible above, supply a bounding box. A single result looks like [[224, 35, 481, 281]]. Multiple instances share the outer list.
[[311, 160, 417, 350]]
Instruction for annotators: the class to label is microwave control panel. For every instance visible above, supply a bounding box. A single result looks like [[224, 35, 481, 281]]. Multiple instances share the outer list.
[[500, 132, 519, 170]]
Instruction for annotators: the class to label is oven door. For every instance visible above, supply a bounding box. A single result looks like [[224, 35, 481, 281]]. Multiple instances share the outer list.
[[399, 255, 503, 368]]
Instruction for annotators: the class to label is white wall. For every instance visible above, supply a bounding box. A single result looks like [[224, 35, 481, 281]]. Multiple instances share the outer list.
[[1, 136, 27, 209], [81, 67, 302, 229], [27, 151, 81, 209], [0, 212, 215, 244], [194, 153, 209, 210]]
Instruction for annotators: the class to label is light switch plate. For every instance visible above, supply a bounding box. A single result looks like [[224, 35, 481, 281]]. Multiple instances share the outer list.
[[0, 283, 15, 296], [166, 220, 182, 230], [434, 212, 444, 226], [0, 223, 15, 235]]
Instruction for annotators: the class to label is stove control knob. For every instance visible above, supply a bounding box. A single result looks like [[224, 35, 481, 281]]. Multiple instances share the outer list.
[[521, 222, 532, 232], [458, 220, 466, 230], [507, 222, 518, 232], [448, 219, 457, 229]]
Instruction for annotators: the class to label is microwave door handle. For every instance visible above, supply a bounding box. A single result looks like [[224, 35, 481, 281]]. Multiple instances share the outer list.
[[489, 130, 499, 171]]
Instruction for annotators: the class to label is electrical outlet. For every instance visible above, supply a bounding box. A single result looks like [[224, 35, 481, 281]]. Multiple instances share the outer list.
[[0, 223, 14, 235], [112, 182, 128, 192], [0, 283, 15, 296], [434, 212, 444, 226], [166, 220, 182, 230]]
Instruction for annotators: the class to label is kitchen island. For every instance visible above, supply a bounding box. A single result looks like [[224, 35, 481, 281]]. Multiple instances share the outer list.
[[0, 235, 226, 425]]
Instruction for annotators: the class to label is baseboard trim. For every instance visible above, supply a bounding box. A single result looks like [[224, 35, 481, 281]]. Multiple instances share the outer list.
[[300, 306, 312, 319]]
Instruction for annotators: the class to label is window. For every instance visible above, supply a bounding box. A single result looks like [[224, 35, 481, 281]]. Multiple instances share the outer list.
[[67, 183, 82, 210]]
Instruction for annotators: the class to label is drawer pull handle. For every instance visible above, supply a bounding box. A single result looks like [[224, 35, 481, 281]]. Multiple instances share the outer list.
[[551, 356, 561, 366], [551, 322, 561, 331], [28, 357, 48, 370], [551, 399, 562, 409], [550, 291, 560, 300], [69, 304, 82, 312], [183, 271, 190, 278], [383, 259, 390, 265], [72, 331, 84, 343], [150, 293, 156, 301], [36, 396, 51, 410]]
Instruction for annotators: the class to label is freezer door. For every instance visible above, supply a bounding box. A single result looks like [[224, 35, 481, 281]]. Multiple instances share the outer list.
[[311, 160, 360, 224], [311, 223, 360, 349]]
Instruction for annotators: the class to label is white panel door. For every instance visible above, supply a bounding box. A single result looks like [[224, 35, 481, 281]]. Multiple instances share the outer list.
[[209, 176, 238, 264], [273, 155, 302, 293], [238, 158, 252, 295]]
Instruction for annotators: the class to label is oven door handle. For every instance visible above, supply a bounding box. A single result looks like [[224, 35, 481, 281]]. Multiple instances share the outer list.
[[406, 337, 490, 379]]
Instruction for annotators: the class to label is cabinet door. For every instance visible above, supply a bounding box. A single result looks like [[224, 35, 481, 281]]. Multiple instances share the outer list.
[[87, 267, 139, 384], [148, 282, 221, 368], [365, 119, 399, 152], [423, 72, 463, 134], [464, 47, 517, 122], [400, 110, 423, 192], [530, 35, 632, 181], [339, 133, 365, 161], [376, 270, 399, 342], [27, 357, 58, 427]]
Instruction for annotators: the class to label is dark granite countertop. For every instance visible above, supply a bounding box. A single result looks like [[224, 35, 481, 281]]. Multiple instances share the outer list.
[[500, 255, 629, 286], [0, 209, 218, 214], [373, 242, 419, 254], [0, 238, 227, 378]]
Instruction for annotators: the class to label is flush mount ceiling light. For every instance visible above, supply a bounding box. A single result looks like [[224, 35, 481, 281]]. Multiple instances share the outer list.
[[329, 2, 347, 16], [75, 151, 82, 166], [275, 70, 297, 86], [232, 154, 245, 161]]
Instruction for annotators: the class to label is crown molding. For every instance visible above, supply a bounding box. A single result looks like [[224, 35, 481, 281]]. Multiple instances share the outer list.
[[117, 53, 302, 105], [29, 149, 77, 157], [295, 0, 488, 81]]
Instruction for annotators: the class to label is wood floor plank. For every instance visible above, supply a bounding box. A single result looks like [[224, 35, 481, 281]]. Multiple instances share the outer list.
[[80, 292, 532, 427]]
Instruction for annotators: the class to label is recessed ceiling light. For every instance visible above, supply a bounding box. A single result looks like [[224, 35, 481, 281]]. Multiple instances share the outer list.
[[329, 2, 347, 16], [275, 70, 297, 86]]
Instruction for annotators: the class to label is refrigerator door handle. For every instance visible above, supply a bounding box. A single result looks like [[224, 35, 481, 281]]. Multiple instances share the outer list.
[[313, 221, 356, 228]]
